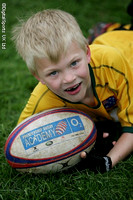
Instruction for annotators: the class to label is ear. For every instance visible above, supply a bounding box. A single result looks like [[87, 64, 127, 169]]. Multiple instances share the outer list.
[[86, 46, 91, 63], [32, 72, 45, 85]]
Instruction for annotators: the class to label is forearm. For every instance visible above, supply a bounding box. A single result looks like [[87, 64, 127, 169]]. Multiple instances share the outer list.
[[107, 132, 133, 167], [80, 132, 133, 173]]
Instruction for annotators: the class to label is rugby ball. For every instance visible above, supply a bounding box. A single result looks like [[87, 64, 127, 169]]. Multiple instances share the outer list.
[[5, 108, 97, 174]]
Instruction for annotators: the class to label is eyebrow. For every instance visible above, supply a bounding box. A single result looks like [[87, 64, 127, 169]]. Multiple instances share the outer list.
[[67, 54, 80, 65]]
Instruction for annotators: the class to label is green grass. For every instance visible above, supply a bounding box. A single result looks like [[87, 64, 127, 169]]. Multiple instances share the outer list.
[[1, 0, 133, 199]]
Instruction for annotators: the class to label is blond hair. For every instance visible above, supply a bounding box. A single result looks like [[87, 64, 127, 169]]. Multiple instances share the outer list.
[[12, 9, 88, 74]]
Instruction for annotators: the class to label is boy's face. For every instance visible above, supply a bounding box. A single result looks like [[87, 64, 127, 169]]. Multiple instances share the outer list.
[[34, 42, 91, 103]]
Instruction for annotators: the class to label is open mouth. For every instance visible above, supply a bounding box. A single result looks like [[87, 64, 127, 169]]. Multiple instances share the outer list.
[[65, 82, 81, 94]]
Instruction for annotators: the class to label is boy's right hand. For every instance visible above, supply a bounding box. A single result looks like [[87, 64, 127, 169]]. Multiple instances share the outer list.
[[80, 152, 112, 173]]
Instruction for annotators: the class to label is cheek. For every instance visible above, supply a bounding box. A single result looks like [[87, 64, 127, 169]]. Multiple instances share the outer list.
[[78, 64, 89, 79], [46, 79, 61, 91]]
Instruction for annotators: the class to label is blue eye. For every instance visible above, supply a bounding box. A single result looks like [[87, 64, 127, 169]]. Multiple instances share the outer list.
[[50, 71, 58, 76], [71, 61, 78, 67]]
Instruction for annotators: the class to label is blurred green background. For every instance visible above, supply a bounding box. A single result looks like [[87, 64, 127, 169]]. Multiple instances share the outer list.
[[0, 0, 132, 200]]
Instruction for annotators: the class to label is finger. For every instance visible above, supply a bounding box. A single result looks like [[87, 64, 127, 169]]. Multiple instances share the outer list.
[[112, 141, 116, 145], [103, 132, 109, 138], [80, 151, 87, 159]]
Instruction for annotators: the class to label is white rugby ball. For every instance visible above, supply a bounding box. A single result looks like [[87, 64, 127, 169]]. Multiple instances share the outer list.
[[5, 108, 97, 174]]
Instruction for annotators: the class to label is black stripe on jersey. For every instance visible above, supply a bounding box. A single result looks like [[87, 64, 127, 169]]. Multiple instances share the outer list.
[[95, 82, 118, 94], [92, 65, 132, 126]]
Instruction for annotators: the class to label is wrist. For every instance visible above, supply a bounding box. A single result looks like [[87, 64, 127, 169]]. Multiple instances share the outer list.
[[80, 153, 112, 173], [103, 156, 112, 172]]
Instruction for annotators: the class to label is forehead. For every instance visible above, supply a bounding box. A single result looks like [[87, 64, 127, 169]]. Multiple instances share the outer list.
[[35, 42, 85, 70]]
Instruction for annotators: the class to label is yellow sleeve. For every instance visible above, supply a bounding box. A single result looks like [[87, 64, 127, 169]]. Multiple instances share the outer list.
[[115, 55, 133, 129], [17, 82, 66, 124]]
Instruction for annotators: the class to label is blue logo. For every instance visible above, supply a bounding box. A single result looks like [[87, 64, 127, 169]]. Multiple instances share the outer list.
[[20, 116, 85, 150]]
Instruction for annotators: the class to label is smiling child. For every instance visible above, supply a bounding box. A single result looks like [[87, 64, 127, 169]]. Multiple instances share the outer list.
[[12, 9, 133, 173]]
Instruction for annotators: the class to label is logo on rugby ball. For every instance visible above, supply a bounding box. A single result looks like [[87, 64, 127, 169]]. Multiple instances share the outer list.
[[55, 121, 67, 135]]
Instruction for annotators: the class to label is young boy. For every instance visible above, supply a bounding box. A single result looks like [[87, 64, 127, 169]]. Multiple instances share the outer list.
[[12, 9, 133, 173]]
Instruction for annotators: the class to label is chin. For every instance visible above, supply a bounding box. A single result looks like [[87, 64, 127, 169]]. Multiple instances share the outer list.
[[67, 96, 84, 103], [58, 92, 85, 103]]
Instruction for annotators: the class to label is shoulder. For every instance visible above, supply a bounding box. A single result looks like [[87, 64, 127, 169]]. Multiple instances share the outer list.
[[32, 82, 49, 93], [92, 30, 133, 47], [91, 31, 133, 66], [30, 82, 63, 106], [89, 43, 125, 69]]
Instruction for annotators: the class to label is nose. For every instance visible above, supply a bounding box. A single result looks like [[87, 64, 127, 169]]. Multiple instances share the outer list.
[[62, 69, 76, 84]]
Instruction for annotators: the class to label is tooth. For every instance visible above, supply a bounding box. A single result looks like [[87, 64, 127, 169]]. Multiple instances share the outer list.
[[66, 83, 80, 91]]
